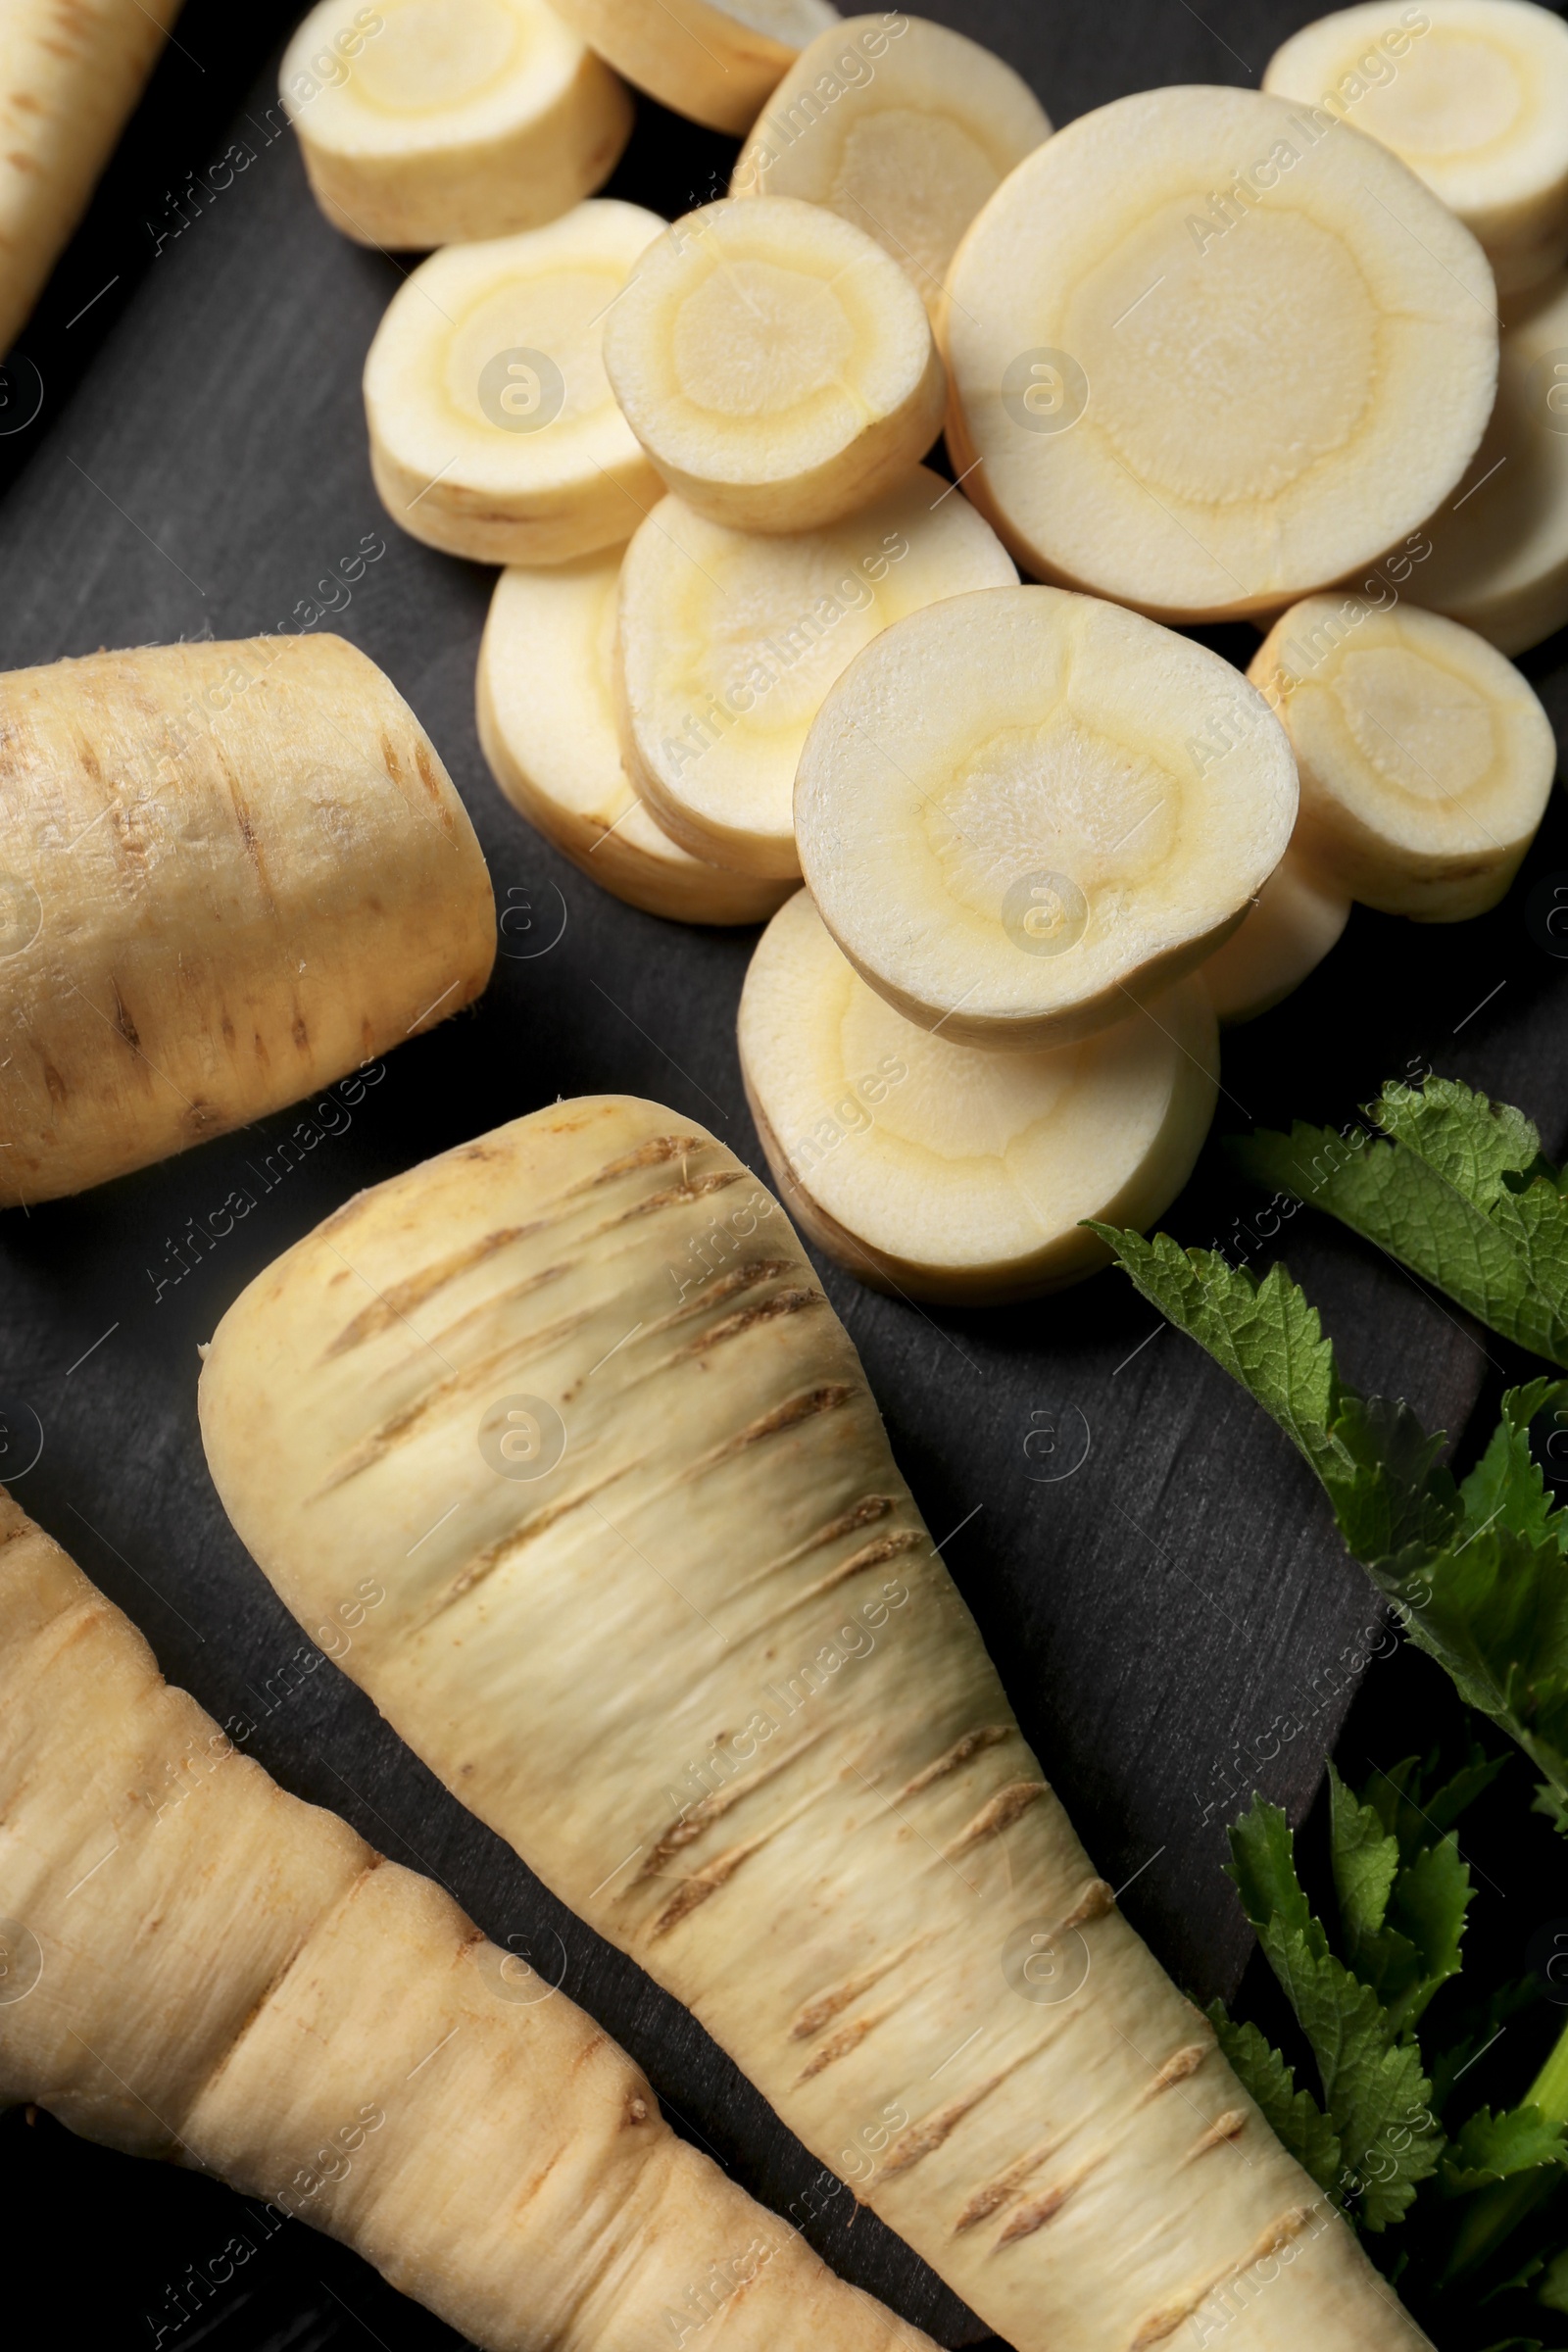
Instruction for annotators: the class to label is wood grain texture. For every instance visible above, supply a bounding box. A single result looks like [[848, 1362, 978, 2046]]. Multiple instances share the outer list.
[[0, 2, 1565, 2346]]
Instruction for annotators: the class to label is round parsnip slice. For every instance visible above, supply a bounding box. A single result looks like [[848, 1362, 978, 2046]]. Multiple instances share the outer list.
[[795, 586, 1299, 1052], [731, 16, 1052, 318], [281, 0, 633, 249], [478, 555, 794, 925], [1250, 597, 1556, 918], [1264, 1, 1568, 295], [739, 890, 1218, 1303], [1197, 847, 1350, 1024], [1418, 272, 1568, 653], [616, 469, 1016, 878], [366, 200, 665, 565], [550, 0, 839, 135], [941, 86, 1497, 624], [603, 198, 946, 535]]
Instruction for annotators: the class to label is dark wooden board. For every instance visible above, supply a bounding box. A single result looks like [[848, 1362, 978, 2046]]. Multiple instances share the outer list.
[[1, 4, 1566, 2346]]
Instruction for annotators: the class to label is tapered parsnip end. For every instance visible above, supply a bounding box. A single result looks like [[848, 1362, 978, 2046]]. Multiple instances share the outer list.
[[794, 584, 1298, 1051], [739, 890, 1218, 1302], [1265, 0, 1568, 295], [198, 1095, 1434, 2351], [0, 635, 494, 1207], [477, 553, 795, 923], [1418, 271, 1568, 654], [281, 0, 633, 249], [614, 469, 1015, 878], [0, 1492, 940, 2352], [1198, 846, 1350, 1023], [0, 0, 181, 357], [603, 197, 946, 535], [1250, 597, 1556, 917], [732, 15, 1051, 318], [365, 201, 666, 565], [942, 85, 1497, 622], [552, 0, 839, 134]]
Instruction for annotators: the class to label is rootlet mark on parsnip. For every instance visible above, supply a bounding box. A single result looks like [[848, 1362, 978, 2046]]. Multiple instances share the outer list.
[[0, 1491, 938, 2352], [199, 1097, 1432, 2351]]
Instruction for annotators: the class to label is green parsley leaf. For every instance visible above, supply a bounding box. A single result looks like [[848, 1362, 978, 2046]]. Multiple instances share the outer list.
[[1444, 2107, 1568, 2196], [1206, 2004, 1341, 2191]]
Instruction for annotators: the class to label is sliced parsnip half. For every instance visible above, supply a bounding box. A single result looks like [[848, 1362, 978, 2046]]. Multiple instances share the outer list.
[[794, 585, 1298, 1052], [478, 554, 793, 925], [1250, 597, 1556, 918], [1264, 0, 1568, 295], [739, 890, 1218, 1302], [1198, 846, 1350, 1024], [941, 86, 1497, 624], [281, 0, 633, 249], [603, 197, 946, 534], [366, 200, 665, 565], [551, 0, 839, 134], [1419, 273, 1568, 654], [616, 469, 1016, 878], [731, 16, 1051, 318]]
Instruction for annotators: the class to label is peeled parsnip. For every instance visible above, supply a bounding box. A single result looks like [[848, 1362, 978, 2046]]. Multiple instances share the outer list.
[[739, 889, 1218, 1301], [603, 198, 946, 535], [941, 86, 1497, 624], [0, 0, 182, 358], [550, 0, 840, 135], [1264, 0, 1568, 295], [0, 635, 494, 1207], [0, 1492, 939, 2352], [733, 15, 1051, 318], [200, 1095, 1433, 2352], [1197, 848, 1351, 1025], [281, 0, 633, 250], [477, 552, 794, 924]]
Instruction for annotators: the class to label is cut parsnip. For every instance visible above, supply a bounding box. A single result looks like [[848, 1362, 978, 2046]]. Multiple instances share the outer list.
[[366, 201, 665, 565], [199, 1095, 1434, 2352], [739, 890, 1218, 1301], [0, 636, 494, 1209], [732, 15, 1051, 317], [280, 0, 633, 250], [0, 1495, 938, 2352], [0, 0, 181, 358], [1250, 597, 1556, 918], [615, 469, 1015, 878], [941, 86, 1498, 624], [1264, 1, 1568, 296], [478, 554, 793, 923], [603, 197, 945, 534], [550, 0, 839, 134], [794, 585, 1298, 1052], [1198, 846, 1351, 1024], [1418, 272, 1568, 654]]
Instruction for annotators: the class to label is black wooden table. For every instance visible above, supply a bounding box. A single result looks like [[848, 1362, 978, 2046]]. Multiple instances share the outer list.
[[2, 4, 1566, 2344]]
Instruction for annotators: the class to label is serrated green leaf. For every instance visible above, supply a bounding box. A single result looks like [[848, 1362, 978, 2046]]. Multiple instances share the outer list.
[[1445, 2107, 1568, 2195], [1332, 1764, 1400, 1956], [1227, 1791, 1320, 1950], [1540, 2248, 1568, 2313], [1206, 2004, 1342, 2190]]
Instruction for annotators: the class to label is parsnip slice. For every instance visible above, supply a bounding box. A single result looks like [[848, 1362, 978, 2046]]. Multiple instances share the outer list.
[[550, 0, 839, 135], [0, 1497, 938, 2352], [1264, 0, 1568, 295], [0, 0, 181, 358], [616, 469, 1016, 878], [794, 585, 1298, 1052], [1197, 846, 1351, 1024], [281, 0, 633, 249], [1250, 597, 1556, 918], [739, 890, 1217, 1301], [1418, 272, 1568, 654], [941, 85, 1498, 623], [732, 15, 1051, 318], [0, 636, 495, 1208], [602, 196, 946, 534], [478, 553, 794, 923], [199, 1095, 1434, 2352], [366, 200, 666, 565]]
